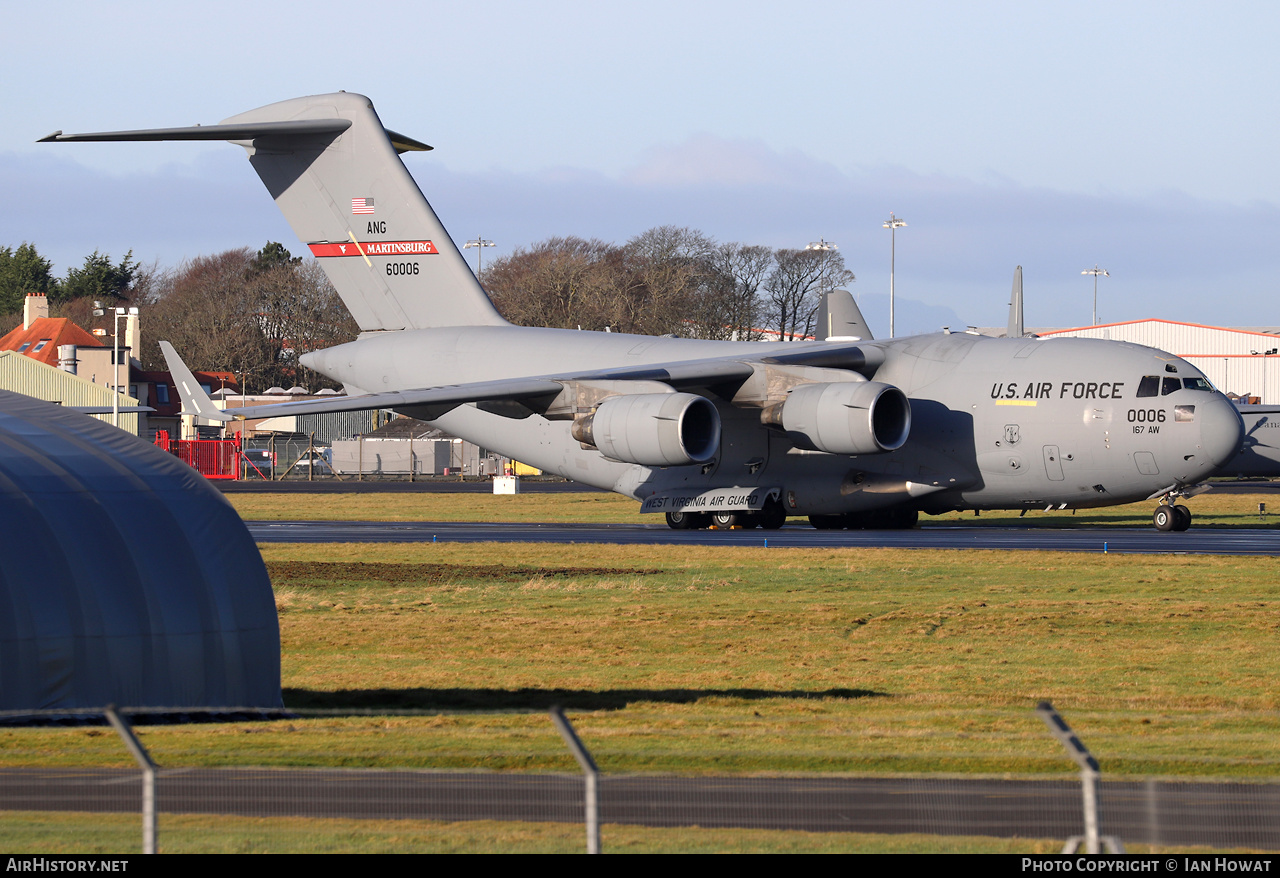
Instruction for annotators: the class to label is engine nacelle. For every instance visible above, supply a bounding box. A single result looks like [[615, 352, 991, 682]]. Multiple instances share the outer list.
[[772, 381, 911, 455], [572, 393, 721, 467]]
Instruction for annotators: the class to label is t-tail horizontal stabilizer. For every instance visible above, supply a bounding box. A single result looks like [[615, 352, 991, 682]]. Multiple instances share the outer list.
[[43, 92, 504, 333], [159, 341, 233, 423]]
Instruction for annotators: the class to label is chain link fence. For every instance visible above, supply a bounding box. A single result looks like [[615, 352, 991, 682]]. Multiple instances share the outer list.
[[237, 437, 509, 481], [1, 706, 1278, 854]]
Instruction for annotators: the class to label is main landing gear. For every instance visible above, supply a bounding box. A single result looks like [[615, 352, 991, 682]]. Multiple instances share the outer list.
[[665, 499, 788, 531], [808, 508, 919, 531]]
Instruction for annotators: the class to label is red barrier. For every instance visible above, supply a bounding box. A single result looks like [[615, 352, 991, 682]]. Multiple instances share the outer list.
[[154, 431, 241, 480]]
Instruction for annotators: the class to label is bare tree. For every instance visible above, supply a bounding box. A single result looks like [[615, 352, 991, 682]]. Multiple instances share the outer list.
[[696, 243, 774, 340], [617, 226, 716, 335], [140, 246, 357, 390], [765, 248, 855, 341], [141, 249, 267, 377], [483, 237, 620, 331], [484, 228, 857, 343], [250, 257, 358, 389]]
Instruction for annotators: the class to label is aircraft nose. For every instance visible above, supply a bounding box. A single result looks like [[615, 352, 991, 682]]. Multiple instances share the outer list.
[[1200, 393, 1246, 469]]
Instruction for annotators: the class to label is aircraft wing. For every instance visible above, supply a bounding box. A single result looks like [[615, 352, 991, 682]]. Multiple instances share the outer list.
[[161, 341, 561, 422], [202, 379, 566, 422], [558, 339, 885, 387], [161, 340, 884, 424], [66, 406, 155, 414]]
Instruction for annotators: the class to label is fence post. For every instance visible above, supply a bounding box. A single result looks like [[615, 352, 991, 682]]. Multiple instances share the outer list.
[[104, 706, 157, 855], [550, 706, 600, 854], [1036, 701, 1124, 854]]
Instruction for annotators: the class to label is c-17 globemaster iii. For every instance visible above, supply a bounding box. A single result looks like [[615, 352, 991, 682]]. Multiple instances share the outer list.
[[43, 93, 1247, 532]]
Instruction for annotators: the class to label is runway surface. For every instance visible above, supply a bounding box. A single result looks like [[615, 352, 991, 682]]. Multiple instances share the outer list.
[[218, 478, 599, 494], [247, 519, 1280, 555], [219, 478, 1280, 495], [2, 767, 1274, 848]]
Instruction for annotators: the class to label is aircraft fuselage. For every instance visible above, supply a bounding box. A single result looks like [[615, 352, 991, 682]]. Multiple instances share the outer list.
[[302, 325, 1244, 518]]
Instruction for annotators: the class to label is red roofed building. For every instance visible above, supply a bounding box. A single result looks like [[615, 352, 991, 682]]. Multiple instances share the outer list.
[[0, 293, 242, 438], [0, 293, 107, 368]]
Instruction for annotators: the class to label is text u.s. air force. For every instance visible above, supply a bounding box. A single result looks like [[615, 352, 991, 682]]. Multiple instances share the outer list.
[[992, 381, 1126, 401]]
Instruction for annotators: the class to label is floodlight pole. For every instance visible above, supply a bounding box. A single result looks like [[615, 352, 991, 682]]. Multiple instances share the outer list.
[[109, 307, 139, 429], [805, 239, 838, 342], [883, 213, 906, 338], [1082, 265, 1109, 327], [1251, 349, 1277, 404], [464, 236, 496, 279], [112, 310, 121, 427]]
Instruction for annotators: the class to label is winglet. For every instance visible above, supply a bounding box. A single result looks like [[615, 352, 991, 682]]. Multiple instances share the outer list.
[[1007, 266, 1024, 339], [159, 341, 234, 422]]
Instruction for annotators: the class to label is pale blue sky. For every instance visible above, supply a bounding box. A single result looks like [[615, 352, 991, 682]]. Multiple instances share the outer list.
[[4, 1, 1279, 334]]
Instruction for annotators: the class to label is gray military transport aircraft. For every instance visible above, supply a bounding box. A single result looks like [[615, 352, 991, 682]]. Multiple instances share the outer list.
[[43, 92, 1247, 532]]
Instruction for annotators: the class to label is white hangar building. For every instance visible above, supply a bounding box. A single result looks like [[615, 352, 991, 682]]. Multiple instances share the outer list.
[[1037, 320, 1280, 405]]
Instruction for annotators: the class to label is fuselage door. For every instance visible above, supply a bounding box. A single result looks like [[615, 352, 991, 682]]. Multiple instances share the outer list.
[[1043, 445, 1065, 481], [1133, 451, 1160, 475]]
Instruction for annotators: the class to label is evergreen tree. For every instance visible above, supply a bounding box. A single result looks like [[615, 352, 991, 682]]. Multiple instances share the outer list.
[[0, 243, 57, 315], [57, 250, 139, 304]]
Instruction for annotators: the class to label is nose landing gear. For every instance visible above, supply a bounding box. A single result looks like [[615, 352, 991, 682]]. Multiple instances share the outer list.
[[1153, 494, 1194, 532], [1153, 504, 1191, 531]]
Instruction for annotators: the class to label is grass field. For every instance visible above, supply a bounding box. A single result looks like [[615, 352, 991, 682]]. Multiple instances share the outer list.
[[0, 810, 1158, 855], [4, 489, 1277, 853], [6, 539, 1278, 779]]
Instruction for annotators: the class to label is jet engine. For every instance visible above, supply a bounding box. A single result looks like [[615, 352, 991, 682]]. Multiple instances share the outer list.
[[571, 392, 721, 467], [768, 381, 911, 455]]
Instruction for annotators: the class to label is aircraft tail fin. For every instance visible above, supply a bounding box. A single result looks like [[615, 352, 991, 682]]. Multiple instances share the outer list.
[[159, 341, 233, 423], [45, 93, 507, 333], [817, 289, 874, 341], [1007, 266, 1025, 338]]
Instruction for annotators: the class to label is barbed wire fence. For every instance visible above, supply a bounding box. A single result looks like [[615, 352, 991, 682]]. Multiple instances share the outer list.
[[1, 704, 1278, 854]]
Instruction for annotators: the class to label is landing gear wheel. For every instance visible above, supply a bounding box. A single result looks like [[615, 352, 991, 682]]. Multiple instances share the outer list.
[[1153, 504, 1176, 532], [1172, 504, 1192, 532], [883, 507, 920, 530], [841, 512, 871, 530], [711, 512, 740, 529], [809, 514, 845, 530], [756, 499, 787, 530], [666, 510, 708, 530]]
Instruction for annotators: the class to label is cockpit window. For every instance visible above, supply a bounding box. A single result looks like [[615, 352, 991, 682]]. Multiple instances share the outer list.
[[1162, 377, 1181, 395], [1182, 377, 1213, 392], [1137, 376, 1160, 398]]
